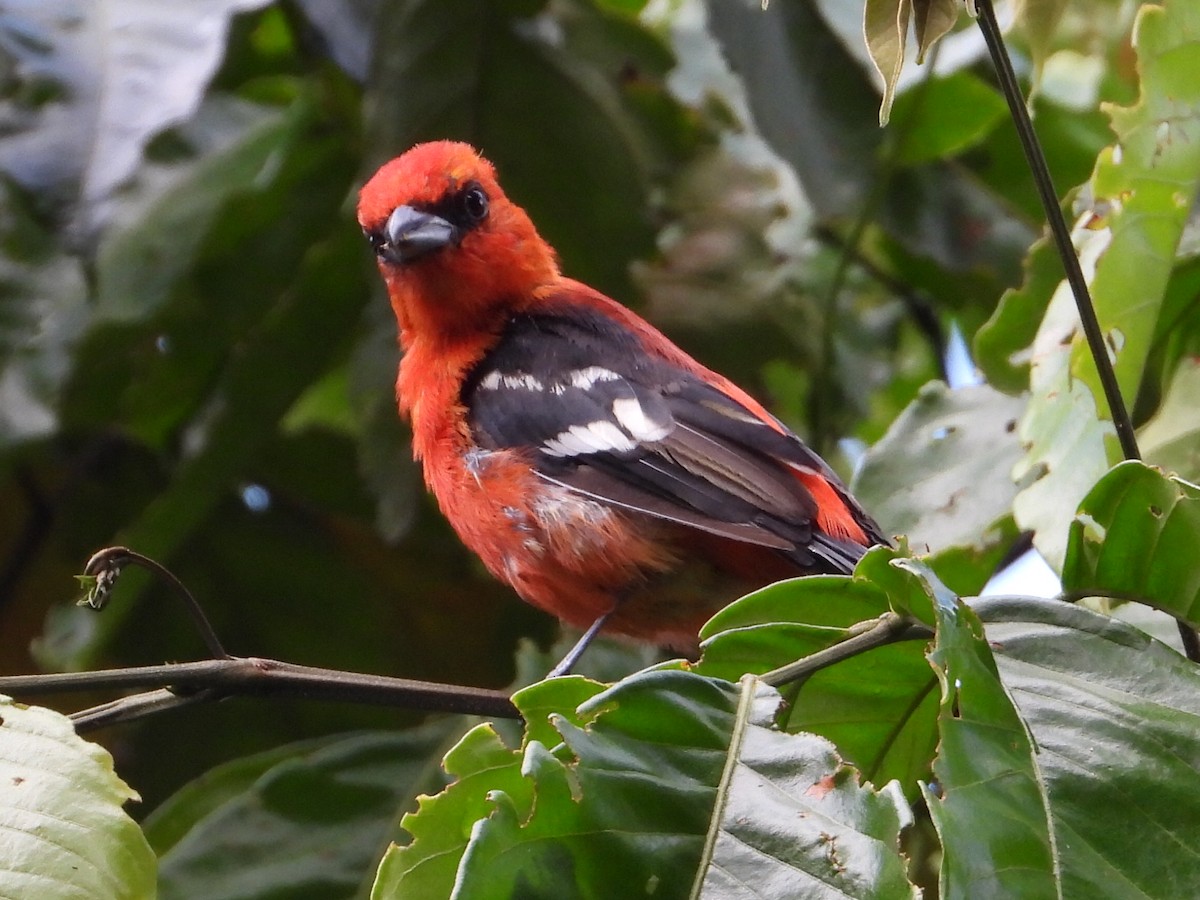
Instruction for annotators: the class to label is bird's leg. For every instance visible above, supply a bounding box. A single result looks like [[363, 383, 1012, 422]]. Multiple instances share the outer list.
[[546, 603, 621, 678]]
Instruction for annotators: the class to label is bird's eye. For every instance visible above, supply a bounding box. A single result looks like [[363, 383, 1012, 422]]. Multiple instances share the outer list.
[[462, 184, 489, 222], [365, 228, 387, 256]]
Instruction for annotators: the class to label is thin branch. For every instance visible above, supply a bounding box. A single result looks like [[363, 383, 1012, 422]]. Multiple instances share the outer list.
[[70, 689, 222, 732], [82, 546, 230, 660], [760, 613, 933, 687], [0, 657, 520, 733]]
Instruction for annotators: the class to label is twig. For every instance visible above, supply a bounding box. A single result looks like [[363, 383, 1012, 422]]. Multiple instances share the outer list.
[[975, 0, 1200, 661], [81, 546, 230, 660], [0, 657, 520, 733], [760, 613, 933, 687]]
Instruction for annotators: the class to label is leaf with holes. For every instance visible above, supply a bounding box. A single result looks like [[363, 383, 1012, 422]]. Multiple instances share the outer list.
[[1062, 460, 1200, 626], [692, 677, 917, 900], [1068, 0, 1200, 411]]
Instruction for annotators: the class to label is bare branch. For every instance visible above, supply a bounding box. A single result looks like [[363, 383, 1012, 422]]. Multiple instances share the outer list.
[[0, 657, 520, 733]]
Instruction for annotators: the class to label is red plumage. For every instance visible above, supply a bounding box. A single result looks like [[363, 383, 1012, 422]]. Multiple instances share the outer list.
[[358, 141, 884, 651]]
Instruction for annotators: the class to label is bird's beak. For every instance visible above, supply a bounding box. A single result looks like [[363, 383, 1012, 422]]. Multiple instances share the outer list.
[[381, 205, 456, 264]]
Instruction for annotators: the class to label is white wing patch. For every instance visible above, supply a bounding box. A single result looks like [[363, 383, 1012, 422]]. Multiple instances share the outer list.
[[479, 370, 545, 392], [541, 396, 672, 459], [544, 421, 637, 458], [612, 396, 671, 442], [544, 366, 620, 395]]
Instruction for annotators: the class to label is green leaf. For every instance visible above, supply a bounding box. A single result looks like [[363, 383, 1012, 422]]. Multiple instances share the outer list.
[[377, 671, 917, 899], [1062, 460, 1200, 626], [373, 724, 529, 900], [853, 381, 1026, 553], [980, 595, 1200, 898], [693, 550, 939, 794], [0, 696, 156, 899], [153, 724, 456, 900], [142, 733, 346, 856], [692, 677, 917, 899], [1070, 0, 1200, 412], [890, 73, 1007, 166], [898, 562, 1059, 899], [0, 182, 89, 447]]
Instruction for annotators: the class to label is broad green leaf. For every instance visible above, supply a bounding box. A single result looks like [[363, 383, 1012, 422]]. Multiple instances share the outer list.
[[1062, 460, 1200, 626], [1139, 356, 1200, 481], [1069, 0, 1200, 414], [377, 671, 918, 899], [865, 0, 913, 125], [153, 725, 456, 900], [446, 672, 732, 899], [692, 677, 917, 900], [0, 0, 272, 234], [980, 595, 1200, 898], [693, 549, 939, 794], [899, 562, 1059, 900], [692, 0, 880, 221], [890, 73, 1007, 165], [0, 695, 155, 899], [853, 381, 1026, 553], [1132, 256, 1200, 423]]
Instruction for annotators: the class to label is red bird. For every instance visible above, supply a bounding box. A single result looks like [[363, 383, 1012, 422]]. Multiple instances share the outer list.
[[358, 141, 884, 657]]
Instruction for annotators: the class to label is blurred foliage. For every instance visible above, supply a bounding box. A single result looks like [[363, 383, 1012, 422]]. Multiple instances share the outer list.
[[0, 0, 1198, 896]]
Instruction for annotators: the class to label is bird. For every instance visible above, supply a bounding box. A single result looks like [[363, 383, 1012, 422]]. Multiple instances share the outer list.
[[357, 141, 885, 664]]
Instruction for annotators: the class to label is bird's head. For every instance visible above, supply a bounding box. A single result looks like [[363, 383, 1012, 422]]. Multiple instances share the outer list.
[[358, 141, 558, 344]]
